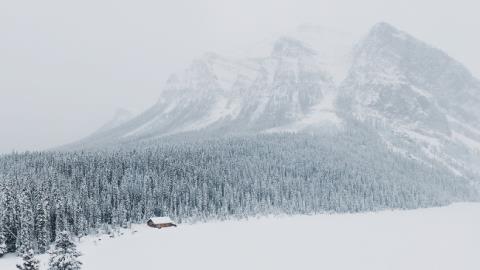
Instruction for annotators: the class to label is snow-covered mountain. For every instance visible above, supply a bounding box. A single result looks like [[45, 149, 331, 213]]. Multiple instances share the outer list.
[[339, 22, 480, 176], [72, 22, 480, 178], [75, 25, 355, 144]]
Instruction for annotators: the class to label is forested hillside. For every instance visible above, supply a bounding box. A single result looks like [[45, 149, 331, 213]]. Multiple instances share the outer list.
[[1, 131, 477, 255]]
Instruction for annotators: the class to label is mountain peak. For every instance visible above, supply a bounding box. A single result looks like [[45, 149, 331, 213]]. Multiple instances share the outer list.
[[365, 22, 409, 43], [271, 37, 315, 58], [93, 108, 134, 135], [370, 22, 397, 32], [369, 22, 402, 36]]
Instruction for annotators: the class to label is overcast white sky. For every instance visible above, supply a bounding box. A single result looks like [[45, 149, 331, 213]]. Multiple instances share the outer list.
[[1, 0, 480, 153]]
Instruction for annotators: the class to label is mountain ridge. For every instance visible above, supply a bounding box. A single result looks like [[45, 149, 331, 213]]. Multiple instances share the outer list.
[[66, 22, 480, 179]]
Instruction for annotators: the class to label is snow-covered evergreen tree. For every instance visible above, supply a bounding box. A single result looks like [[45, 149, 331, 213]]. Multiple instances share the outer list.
[[17, 190, 34, 255], [36, 200, 50, 253], [0, 133, 478, 254], [48, 231, 82, 270], [0, 231, 8, 257], [16, 249, 39, 270], [1, 185, 18, 253]]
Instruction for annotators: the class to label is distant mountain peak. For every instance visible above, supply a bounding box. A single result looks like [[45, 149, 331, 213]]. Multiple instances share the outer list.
[[359, 22, 411, 50], [271, 37, 315, 58], [93, 108, 134, 135], [370, 22, 398, 34]]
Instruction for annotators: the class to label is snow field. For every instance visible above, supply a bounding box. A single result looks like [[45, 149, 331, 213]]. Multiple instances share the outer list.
[[1, 203, 479, 270]]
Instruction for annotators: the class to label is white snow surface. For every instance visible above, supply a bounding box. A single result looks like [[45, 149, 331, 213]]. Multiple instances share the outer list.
[[2, 203, 479, 270], [452, 131, 480, 152]]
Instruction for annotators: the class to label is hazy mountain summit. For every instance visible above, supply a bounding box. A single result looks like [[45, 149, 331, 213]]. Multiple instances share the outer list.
[[93, 108, 135, 135], [340, 22, 480, 176], [78, 24, 355, 144], [71, 22, 480, 178]]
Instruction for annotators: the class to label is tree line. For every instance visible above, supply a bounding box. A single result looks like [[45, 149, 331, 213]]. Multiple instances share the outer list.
[[0, 132, 478, 255]]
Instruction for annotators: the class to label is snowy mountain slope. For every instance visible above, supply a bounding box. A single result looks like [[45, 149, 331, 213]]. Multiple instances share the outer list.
[[69, 22, 480, 179], [92, 108, 134, 135], [2, 203, 480, 270], [338, 22, 480, 176], [73, 28, 346, 146]]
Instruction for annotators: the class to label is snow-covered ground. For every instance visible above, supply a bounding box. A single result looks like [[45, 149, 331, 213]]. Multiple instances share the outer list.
[[2, 203, 479, 270]]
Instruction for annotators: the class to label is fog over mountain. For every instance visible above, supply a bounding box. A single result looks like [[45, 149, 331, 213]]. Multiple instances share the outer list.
[[70, 22, 480, 179], [2, 0, 480, 154]]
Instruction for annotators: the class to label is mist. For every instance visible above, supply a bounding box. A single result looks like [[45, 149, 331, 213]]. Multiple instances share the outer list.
[[1, 0, 480, 153]]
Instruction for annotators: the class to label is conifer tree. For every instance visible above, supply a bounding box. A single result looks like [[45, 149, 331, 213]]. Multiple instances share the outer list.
[[36, 200, 50, 253], [1, 186, 18, 252], [0, 231, 8, 257], [16, 249, 40, 270], [17, 190, 34, 255], [48, 231, 82, 270]]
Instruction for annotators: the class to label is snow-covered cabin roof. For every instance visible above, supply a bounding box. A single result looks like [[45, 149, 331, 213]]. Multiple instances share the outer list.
[[148, 217, 173, 224]]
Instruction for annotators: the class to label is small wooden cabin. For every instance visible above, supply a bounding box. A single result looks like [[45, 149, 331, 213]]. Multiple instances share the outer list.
[[147, 217, 177, 229]]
